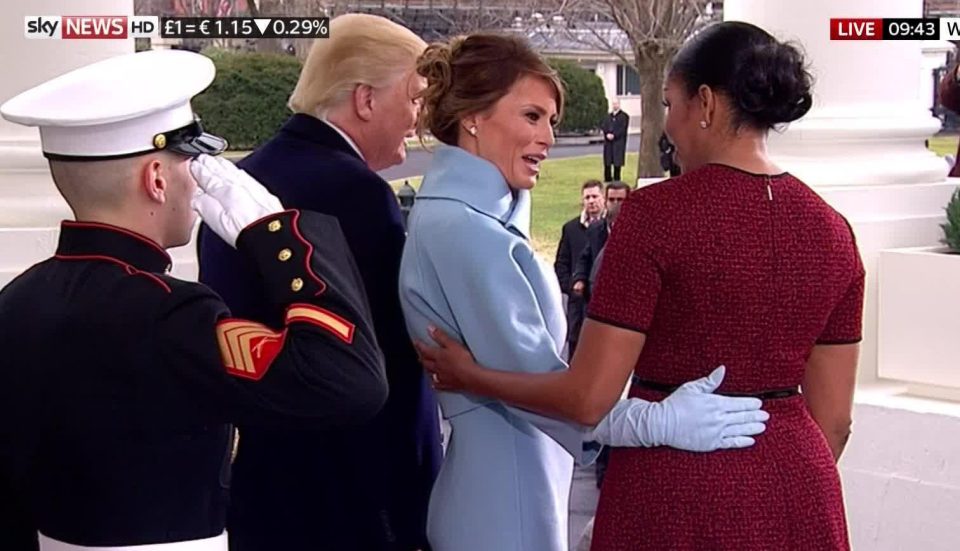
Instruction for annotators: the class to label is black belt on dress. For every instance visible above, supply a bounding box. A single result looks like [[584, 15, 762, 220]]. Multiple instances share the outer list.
[[631, 375, 799, 400]]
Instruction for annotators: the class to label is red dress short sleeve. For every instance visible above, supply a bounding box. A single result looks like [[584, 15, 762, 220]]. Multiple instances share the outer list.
[[587, 190, 665, 333]]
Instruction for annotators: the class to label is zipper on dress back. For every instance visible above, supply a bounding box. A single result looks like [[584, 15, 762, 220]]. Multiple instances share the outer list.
[[764, 173, 778, 362]]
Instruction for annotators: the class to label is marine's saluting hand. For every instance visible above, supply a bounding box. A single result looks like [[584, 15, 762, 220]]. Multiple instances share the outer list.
[[190, 154, 284, 248]]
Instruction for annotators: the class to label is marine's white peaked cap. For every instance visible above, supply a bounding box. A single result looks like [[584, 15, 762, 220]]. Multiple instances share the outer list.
[[0, 49, 225, 160]]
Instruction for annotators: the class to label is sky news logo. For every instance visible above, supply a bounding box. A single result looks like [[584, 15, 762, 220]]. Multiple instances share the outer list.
[[24, 16, 160, 39]]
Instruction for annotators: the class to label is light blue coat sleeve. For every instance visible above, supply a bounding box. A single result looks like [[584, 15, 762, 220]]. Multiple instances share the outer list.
[[422, 207, 595, 461]]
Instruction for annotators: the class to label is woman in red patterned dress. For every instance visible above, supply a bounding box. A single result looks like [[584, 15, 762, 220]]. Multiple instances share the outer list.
[[415, 21, 863, 550]]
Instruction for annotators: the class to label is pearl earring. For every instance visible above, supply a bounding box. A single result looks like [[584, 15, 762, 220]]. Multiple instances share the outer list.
[[699, 120, 708, 129], [469, 127, 477, 136]]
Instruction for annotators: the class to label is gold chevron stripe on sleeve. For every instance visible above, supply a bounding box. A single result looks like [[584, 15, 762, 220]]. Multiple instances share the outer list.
[[216, 320, 284, 375], [286, 305, 355, 344]]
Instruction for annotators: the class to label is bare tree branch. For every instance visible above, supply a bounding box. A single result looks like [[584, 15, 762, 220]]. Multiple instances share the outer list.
[[530, 0, 712, 176]]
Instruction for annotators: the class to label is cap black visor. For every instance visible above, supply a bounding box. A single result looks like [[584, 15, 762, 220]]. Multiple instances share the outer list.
[[164, 120, 228, 157], [43, 119, 228, 162]]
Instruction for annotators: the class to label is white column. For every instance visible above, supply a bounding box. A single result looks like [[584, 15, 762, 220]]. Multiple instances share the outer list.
[[922, 41, 953, 113], [0, 1, 201, 285], [724, 0, 957, 384], [0, 0, 132, 287], [725, 3, 960, 549]]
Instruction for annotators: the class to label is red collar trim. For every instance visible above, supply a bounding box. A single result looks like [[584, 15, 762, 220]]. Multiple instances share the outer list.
[[61, 220, 172, 264]]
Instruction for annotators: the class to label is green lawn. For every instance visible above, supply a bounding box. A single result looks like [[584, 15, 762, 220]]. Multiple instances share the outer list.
[[389, 153, 639, 256], [529, 153, 639, 254]]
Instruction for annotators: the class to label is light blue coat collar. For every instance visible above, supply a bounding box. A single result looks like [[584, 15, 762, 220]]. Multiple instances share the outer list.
[[417, 145, 532, 239]]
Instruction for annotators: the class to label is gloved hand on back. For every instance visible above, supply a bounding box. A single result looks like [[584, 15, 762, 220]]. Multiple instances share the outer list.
[[589, 366, 770, 452]]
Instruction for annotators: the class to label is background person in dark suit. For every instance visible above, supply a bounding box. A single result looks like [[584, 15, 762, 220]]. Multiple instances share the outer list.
[[572, 181, 630, 304], [600, 99, 630, 182], [659, 132, 682, 177], [554, 180, 604, 359], [197, 14, 441, 551], [569, 180, 630, 489]]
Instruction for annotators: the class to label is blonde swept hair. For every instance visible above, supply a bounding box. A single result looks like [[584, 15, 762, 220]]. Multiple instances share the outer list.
[[289, 14, 427, 117]]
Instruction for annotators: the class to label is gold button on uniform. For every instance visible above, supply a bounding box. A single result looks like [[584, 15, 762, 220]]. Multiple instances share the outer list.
[[268, 220, 282, 232], [291, 277, 304, 292], [278, 248, 293, 262]]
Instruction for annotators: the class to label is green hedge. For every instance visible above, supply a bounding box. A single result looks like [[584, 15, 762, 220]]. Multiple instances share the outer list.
[[192, 49, 302, 151], [549, 59, 608, 135], [191, 50, 607, 147]]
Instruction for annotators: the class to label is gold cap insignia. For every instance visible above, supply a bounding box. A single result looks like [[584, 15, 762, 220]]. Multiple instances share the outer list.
[[153, 134, 167, 149]]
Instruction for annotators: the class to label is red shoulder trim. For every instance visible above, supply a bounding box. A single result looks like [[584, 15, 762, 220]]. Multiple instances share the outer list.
[[54, 254, 172, 293]]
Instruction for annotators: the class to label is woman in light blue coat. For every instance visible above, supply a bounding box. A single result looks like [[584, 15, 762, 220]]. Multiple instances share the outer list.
[[398, 34, 769, 551]]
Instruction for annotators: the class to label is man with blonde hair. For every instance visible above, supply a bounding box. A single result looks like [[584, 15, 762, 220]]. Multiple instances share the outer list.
[[198, 13, 440, 551]]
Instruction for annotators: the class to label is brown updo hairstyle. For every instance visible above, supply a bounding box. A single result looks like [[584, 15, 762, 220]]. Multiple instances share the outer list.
[[415, 33, 565, 147]]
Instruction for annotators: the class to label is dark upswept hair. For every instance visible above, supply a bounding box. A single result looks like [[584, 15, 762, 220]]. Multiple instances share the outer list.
[[415, 33, 565, 146], [669, 21, 813, 130]]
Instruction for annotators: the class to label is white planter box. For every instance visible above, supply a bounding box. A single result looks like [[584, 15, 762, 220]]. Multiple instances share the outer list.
[[635, 176, 667, 189], [878, 246, 960, 388]]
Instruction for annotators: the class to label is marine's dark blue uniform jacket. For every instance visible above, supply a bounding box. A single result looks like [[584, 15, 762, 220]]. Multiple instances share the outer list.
[[198, 114, 441, 551], [0, 210, 386, 549]]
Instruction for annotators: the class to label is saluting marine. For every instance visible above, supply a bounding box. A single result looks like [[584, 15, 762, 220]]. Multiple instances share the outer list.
[[0, 50, 386, 551]]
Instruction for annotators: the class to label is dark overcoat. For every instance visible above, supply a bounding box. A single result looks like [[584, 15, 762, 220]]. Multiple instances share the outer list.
[[198, 114, 441, 551]]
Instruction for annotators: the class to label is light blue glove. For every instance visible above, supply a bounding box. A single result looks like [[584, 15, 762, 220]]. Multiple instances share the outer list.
[[588, 366, 769, 451]]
